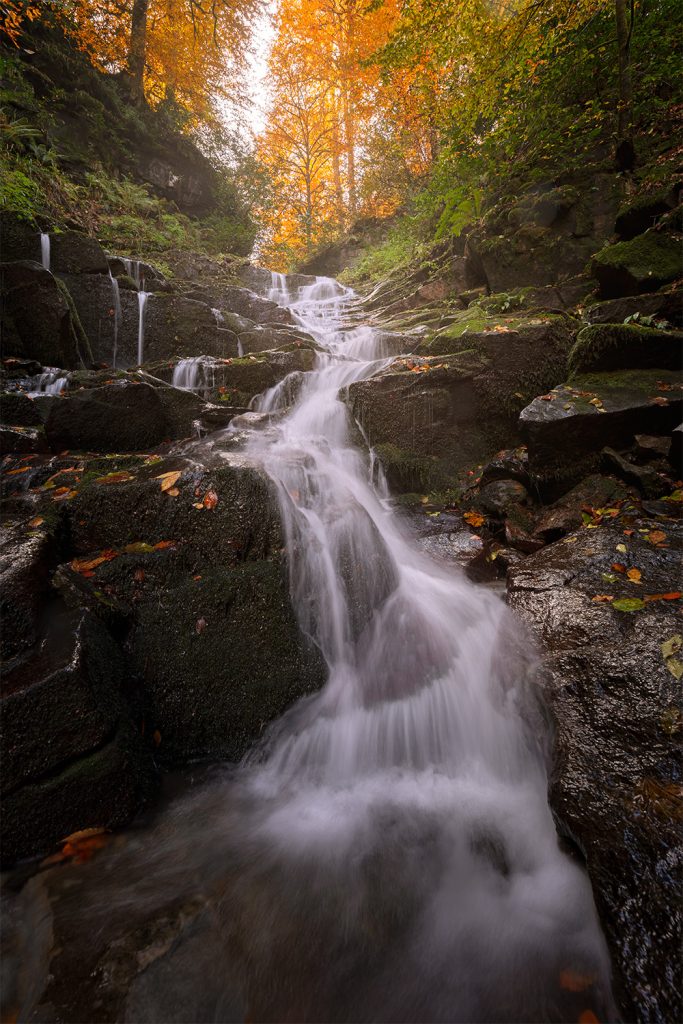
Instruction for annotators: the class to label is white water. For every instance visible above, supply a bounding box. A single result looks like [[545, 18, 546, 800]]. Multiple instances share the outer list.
[[108, 271, 122, 369], [40, 232, 50, 271], [122, 257, 143, 289], [137, 291, 149, 365], [211, 273, 615, 1019], [16, 272, 614, 1021], [25, 368, 67, 396], [172, 356, 204, 392]]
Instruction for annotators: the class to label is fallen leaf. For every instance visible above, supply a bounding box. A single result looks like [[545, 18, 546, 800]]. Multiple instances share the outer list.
[[661, 635, 682, 659], [166, 487, 180, 497], [591, 595, 614, 603], [53, 489, 78, 502], [203, 490, 219, 510], [192, 502, 204, 510], [134, 568, 145, 583], [152, 729, 162, 746], [665, 657, 683, 680], [464, 511, 485, 528], [626, 568, 642, 584], [650, 396, 669, 406], [660, 707, 683, 736], [612, 597, 645, 612], [41, 827, 109, 866], [71, 550, 118, 573], [611, 563, 626, 573], [123, 541, 155, 554], [156, 470, 182, 492], [153, 540, 176, 550], [96, 471, 134, 485], [196, 617, 207, 634], [5, 466, 29, 475], [647, 530, 667, 545], [28, 516, 44, 527], [578, 1012, 600, 1024], [616, 543, 627, 553]]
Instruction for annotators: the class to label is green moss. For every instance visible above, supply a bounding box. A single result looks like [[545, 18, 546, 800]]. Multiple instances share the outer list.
[[55, 277, 93, 366], [374, 443, 444, 493], [570, 368, 680, 392], [592, 232, 680, 285], [569, 322, 682, 377]]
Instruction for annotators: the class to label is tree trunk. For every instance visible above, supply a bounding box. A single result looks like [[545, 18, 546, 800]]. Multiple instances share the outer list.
[[127, 0, 151, 102], [342, 84, 357, 219], [614, 0, 635, 169]]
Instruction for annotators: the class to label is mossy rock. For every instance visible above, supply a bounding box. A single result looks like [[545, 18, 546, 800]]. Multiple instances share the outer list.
[[591, 231, 681, 299], [569, 322, 683, 376]]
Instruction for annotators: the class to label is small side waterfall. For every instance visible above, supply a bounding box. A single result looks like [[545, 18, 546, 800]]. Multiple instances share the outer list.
[[25, 369, 67, 396], [172, 357, 204, 392], [40, 232, 50, 271], [108, 271, 122, 369], [122, 258, 143, 289], [137, 291, 149, 365]]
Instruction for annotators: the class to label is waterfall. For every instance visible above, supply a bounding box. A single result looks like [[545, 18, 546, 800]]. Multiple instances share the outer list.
[[108, 271, 122, 369], [216, 274, 615, 1021], [137, 292, 149, 365], [237, 338, 244, 357], [40, 232, 50, 271], [25, 369, 67, 396], [122, 257, 143, 289], [172, 356, 204, 392], [267, 270, 292, 305]]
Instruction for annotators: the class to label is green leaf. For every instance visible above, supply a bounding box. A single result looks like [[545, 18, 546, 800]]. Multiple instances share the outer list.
[[612, 597, 645, 613], [665, 657, 683, 680], [661, 634, 682, 659]]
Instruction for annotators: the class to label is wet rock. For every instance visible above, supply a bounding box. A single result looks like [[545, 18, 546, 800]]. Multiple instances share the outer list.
[[129, 561, 325, 764], [634, 433, 673, 461], [0, 262, 90, 369], [568, 322, 683, 376], [186, 283, 294, 326], [600, 446, 672, 498], [45, 382, 176, 452], [533, 474, 630, 541], [479, 446, 530, 488], [591, 230, 681, 298], [0, 425, 48, 454], [503, 516, 543, 553], [519, 369, 683, 492], [584, 286, 683, 329], [670, 423, 682, 472], [0, 392, 44, 426], [419, 530, 485, 568], [0, 518, 53, 660], [507, 523, 683, 1023], [475, 479, 529, 517], [51, 231, 109, 275], [614, 187, 680, 240]]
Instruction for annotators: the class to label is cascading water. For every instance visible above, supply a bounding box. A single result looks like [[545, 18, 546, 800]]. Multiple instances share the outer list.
[[137, 291, 149, 365], [108, 271, 122, 369], [40, 232, 50, 271], [24, 368, 67, 396], [14, 273, 615, 1023], [172, 356, 204, 392], [214, 274, 614, 1020], [122, 257, 143, 289]]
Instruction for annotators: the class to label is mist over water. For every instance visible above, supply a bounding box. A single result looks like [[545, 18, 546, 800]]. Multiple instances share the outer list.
[[9, 276, 616, 1023]]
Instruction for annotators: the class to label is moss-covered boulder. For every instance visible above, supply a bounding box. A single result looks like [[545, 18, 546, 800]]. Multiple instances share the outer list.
[[0, 261, 91, 368], [568, 323, 683, 376], [519, 369, 683, 490], [591, 231, 681, 298], [585, 286, 683, 329]]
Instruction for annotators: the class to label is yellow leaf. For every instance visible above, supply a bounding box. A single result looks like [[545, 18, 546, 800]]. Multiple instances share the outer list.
[[156, 471, 182, 493]]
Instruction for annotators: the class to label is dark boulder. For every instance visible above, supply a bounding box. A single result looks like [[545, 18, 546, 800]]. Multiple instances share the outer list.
[[475, 479, 530, 517], [585, 288, 683, 329], [568, 322, 683, 377], [533, 473, 630, 541], [0, 424, 48, 454], [44, 380, 211, 452], [479, 446, 530, 488], [51, 231, 109, 275], [591, 231, 681, 299], [508, 522, 683, 1023], [0, 262, 90, 368], [600, 446, 672, 499], [0, 392, 44, 426], [519, 369, 683, 492], [0, 519, 53, 660]]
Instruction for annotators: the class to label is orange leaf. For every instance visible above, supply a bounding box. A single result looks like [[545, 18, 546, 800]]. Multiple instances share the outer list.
[[96, 471, 134, 485], [71, 550, 117, 573], [611, 563, 626, 573], [152, 729, 162, 746], [626, 568, 642, 584], [650, 396, 669, 406], [166, 487, 180, 497], [464, 511, 485, 527], [203, 489, 219, 509], [647, 530, 666, 544], [578, 1012, 600, 1024], [153, 540, 175, 550], [591, 595, 614, 603], [156, 470, 182, 492], [6, 466, 29, 475], [28, 516, 44, 527], [645, 591, 682, 602]]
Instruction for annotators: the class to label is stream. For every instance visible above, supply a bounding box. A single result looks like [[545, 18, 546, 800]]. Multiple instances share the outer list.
[[3, 276, 616, 1023]]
